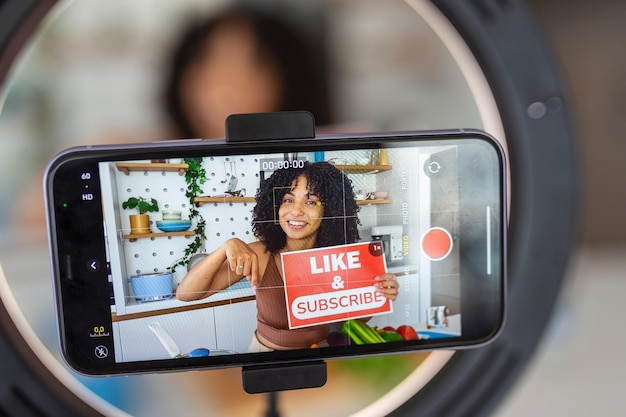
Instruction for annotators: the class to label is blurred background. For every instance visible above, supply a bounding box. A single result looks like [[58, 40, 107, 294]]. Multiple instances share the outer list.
[[497, 0, 626, 415], [0, 0, 624, 416]]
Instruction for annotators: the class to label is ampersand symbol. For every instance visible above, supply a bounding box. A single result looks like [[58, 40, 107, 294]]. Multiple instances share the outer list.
[[331, 276, 345, 290]]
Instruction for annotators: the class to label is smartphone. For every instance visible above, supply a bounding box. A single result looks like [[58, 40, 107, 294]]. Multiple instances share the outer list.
[[45, 129, 506, 375]]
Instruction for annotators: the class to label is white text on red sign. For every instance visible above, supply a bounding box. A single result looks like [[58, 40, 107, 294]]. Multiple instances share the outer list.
[[309, 250, 362, 275]]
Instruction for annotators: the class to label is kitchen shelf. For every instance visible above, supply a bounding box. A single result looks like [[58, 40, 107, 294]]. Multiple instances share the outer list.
[[357, 199, 392, 206], [115, 162, 188, 176], [193, 196, 391, 207], [333, 164, 392, 174], [194, 196, 255, 206], [123, 231, 195, 242]]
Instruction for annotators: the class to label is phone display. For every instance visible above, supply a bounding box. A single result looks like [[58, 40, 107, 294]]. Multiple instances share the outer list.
[[45, 130, 506, 375]]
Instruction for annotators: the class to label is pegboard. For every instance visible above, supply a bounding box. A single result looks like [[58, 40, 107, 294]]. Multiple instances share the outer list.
[[198, 155, 263, 252], [111, 156, 262, 285]]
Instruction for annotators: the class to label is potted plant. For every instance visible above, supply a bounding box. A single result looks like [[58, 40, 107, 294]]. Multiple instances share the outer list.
[[122, 196, 159, 235]]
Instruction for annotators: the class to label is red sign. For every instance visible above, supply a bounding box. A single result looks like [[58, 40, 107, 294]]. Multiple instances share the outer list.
[[281, 242, 392, 329]]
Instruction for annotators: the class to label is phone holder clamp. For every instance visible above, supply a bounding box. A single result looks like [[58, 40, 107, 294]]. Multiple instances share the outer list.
[[225, 111, 315, 142], [226, 111, 327, 395], [242, 361, 327, 394]]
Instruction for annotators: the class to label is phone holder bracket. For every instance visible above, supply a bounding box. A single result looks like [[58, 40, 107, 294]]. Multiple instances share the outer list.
[[225, 111, 327, 394], [242, 361, 327, 394], [225, 111, 315, 142]]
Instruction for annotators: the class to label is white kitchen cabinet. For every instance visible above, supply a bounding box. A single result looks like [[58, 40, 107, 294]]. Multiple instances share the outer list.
[[213, 300, 257, 354], [114, 308, 216, 362]]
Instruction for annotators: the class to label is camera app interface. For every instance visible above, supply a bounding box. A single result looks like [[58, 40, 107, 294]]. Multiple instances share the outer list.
[[97, 143, 497, 361]]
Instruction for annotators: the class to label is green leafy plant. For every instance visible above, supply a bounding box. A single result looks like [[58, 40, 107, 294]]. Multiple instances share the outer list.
[[122, 197, 159, 215], [169, 157, 207, 272]]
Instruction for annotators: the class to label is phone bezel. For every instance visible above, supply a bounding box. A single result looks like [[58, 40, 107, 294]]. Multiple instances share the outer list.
[[45, 129, 507, 376]]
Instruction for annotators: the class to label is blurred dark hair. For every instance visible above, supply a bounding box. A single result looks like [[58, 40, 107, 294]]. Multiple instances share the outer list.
[[164, 7, 332, 138], [252, 162, 360, 253]]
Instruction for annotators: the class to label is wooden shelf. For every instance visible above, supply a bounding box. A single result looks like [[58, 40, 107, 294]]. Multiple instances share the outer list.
[[111, 295, 256, 322], [194, 196, 255, 206], [123, 231, 195, 242], [193, 196, 391, 206], [357, 199, 392, 206], [115, 162, 188, 176], [332, 164, 392, 174]]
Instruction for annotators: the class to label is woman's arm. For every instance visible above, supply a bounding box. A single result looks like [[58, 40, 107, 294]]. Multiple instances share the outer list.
[[175, 238, 264, 301]]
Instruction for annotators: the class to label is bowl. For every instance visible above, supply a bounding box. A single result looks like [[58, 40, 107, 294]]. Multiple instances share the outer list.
[[162, 210, 182, 221], [156, 220, 191, 232], [372, 191, 389, 199]]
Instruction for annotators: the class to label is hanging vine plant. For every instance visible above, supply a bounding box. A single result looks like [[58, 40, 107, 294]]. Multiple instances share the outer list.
[[169, 157, 207, 273]]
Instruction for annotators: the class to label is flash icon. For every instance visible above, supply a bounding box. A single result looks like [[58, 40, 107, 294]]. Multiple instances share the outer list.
[[94, 345, 108, 359]]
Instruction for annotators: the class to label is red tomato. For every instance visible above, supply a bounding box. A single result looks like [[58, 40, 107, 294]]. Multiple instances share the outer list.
[[382, 326, 396, 332], [396, 325, 419, 340]]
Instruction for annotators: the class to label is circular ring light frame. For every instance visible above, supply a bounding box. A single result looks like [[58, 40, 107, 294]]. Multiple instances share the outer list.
[[0, 1, 579, 416]]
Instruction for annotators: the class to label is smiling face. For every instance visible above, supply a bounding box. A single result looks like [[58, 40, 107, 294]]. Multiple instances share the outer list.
[[277, 175, 324, 251]]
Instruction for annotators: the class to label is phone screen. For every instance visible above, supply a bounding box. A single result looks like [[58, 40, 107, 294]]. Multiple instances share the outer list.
[[45, 130, 506, 375]]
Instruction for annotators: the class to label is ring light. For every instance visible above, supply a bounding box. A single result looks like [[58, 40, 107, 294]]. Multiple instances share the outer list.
[[0, 1, 579, 416]]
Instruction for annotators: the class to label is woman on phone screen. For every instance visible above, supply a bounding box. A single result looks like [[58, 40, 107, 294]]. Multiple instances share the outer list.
[[176, 162, 398, 351]]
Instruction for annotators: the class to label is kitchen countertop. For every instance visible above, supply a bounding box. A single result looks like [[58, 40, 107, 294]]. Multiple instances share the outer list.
[[113, 280, 255, 321]]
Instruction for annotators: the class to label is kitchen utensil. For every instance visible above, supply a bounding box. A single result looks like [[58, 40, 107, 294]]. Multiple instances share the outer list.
[[227, 161, 238, 192], [187, 253, 208, 271], [149, 322, 184, 358], [189, 348, 210, 357], [187, 230, 207, 272], [371, 225, 404, 266], [129, 272, 173, 302], [149, 322, 235, 358], [149, 322, 211, 358], [225, 188, 246, 197], [221, 160, 239, 191]]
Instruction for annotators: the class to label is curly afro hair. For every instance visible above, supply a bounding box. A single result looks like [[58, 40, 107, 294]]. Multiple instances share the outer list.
[[252, 162, 360, 253]]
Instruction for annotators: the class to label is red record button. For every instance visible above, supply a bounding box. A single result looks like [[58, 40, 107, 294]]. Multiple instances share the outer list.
[[421, 227, 453, 261]]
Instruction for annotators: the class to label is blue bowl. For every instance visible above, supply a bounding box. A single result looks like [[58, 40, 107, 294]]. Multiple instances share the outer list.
[[156, 220, 191, 232]]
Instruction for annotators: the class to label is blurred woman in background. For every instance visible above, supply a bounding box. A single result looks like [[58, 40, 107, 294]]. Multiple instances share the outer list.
[[162, 6, 332, 139]]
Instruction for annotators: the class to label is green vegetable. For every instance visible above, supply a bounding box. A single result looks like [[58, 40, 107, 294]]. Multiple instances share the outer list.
[[378, 331, 404, 342], [341, 319, 385, 345]]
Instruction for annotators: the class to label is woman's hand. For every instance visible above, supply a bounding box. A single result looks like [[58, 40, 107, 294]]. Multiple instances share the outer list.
[[223, 238, 260, 288], [177, 238, 262, 301], [374, 273, 399, 301]]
